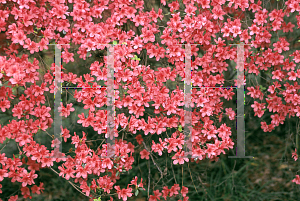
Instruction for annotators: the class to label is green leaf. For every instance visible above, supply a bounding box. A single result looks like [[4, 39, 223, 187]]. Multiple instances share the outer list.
[[131, 55, 140, 61], [178, 125, 182, 132], [12, 87, 17, 94], [93, 197, 101, 201], [259, 85, 266, 91], [135, 189, 139, 196]]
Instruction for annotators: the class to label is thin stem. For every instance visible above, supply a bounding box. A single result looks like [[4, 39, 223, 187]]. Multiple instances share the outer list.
[[49, 167, 93, 199], [0, 139, 10, 152], [188, 163, 199, 194], [147, 159, 150, 199]]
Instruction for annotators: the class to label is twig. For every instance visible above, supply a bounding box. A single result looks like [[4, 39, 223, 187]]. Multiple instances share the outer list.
[[171, 158, 177, 184], [6, 188, 20, 199], [197, 175, 208, 196], [96, 139, 107, 153], [181, 165, 183, 200], [138, 156, 143, 177], [44, 130, 55, 139], [232, 160, 236, 192], [186, 164, 196, 192], [16, 144, 22, 154], [85, 139, 107, 143], [148, 159, 150, 199], [142, 141, 164, 177], [49, 167, 93, 199], [0, 139, 10, 152], [143, 140, 168, 191]]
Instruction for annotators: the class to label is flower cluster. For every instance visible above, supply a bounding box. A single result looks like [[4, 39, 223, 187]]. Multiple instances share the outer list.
[[0, 0, 300, 200]]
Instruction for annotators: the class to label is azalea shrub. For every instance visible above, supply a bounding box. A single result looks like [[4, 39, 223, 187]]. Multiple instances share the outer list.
[[0, 0, 300, 200]]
